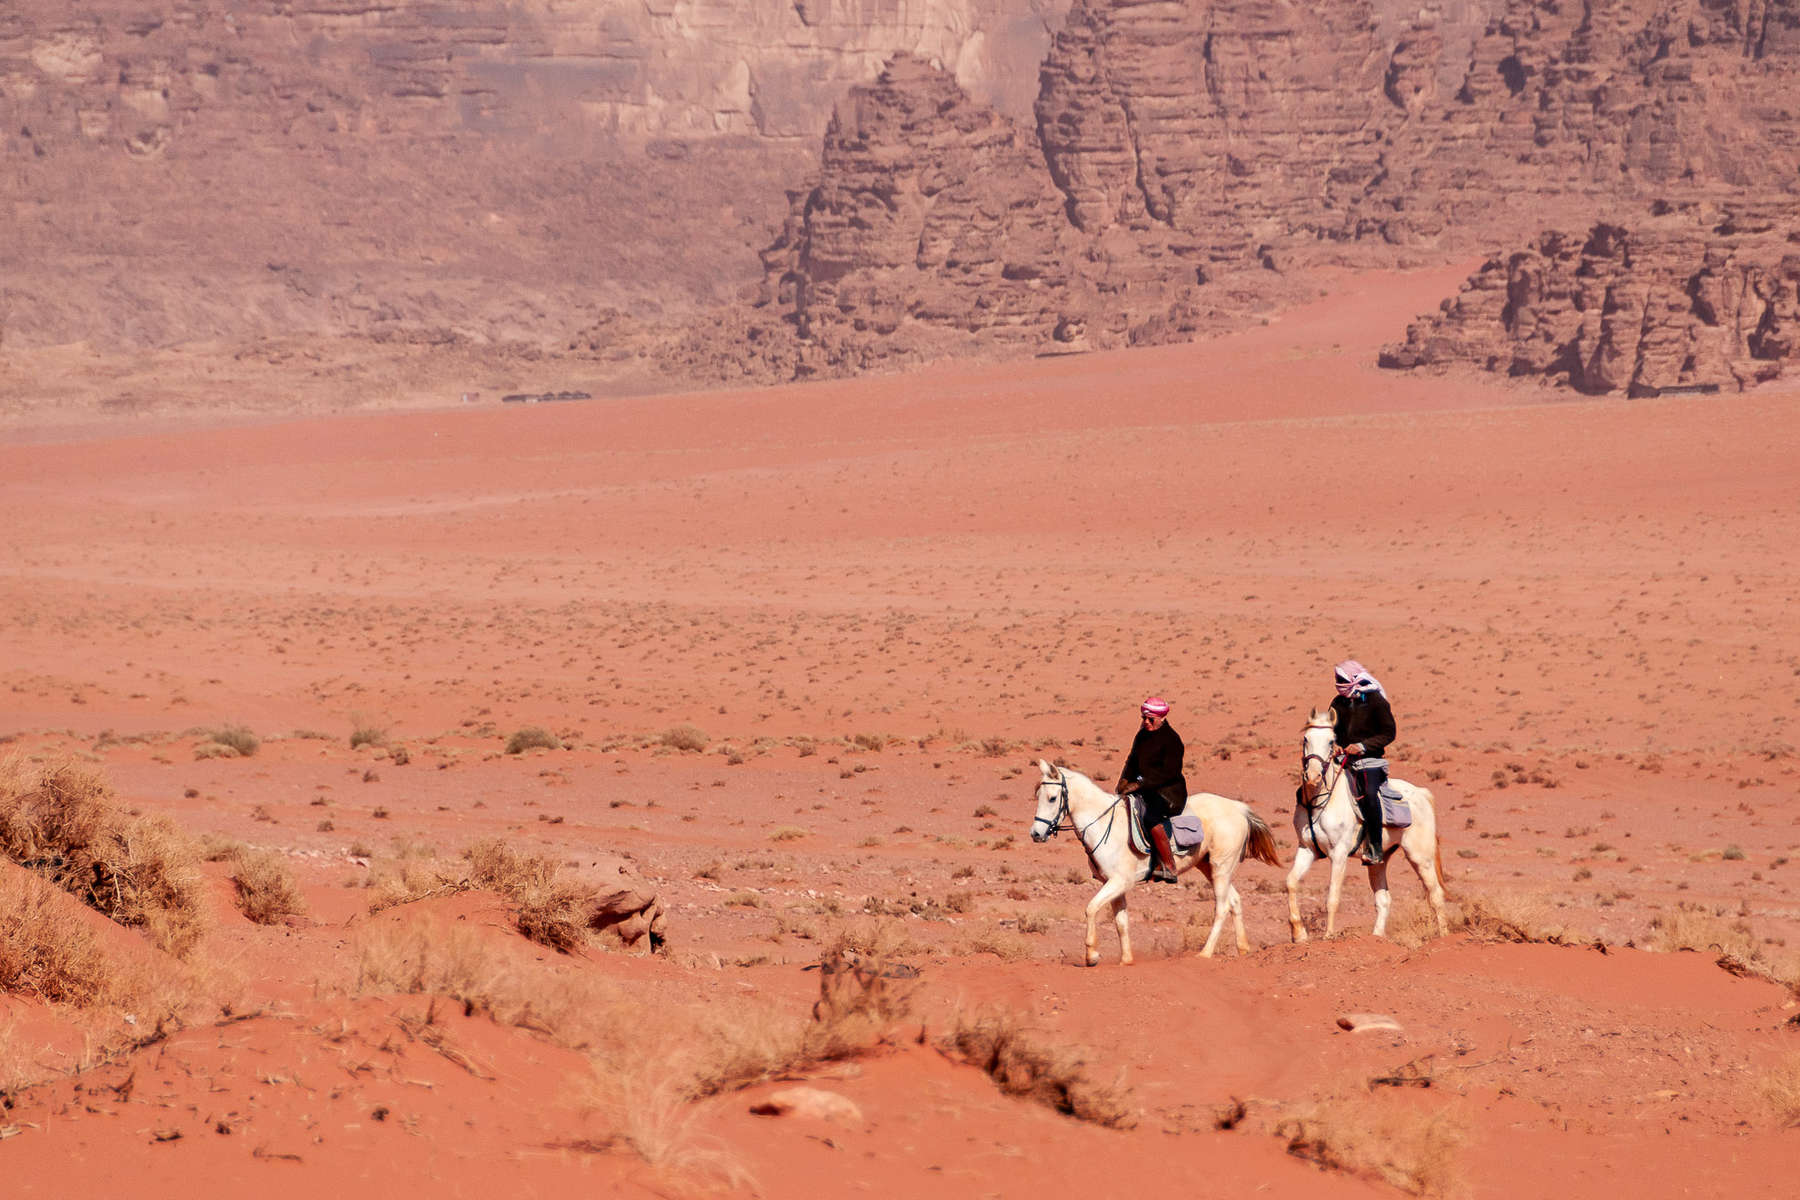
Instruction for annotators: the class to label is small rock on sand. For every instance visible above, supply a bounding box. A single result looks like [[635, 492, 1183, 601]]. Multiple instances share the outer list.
[[1336, 1012, 1403, 1033], [749, 1086, 864, 1125]]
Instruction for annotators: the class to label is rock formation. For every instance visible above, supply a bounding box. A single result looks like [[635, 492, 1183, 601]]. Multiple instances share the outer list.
[[1379, 204, 1800, 394], [0, 0, 1064, 357]]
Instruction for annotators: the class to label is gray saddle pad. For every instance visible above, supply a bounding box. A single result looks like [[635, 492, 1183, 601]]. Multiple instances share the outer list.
[[1379, 783, 1412, 827]]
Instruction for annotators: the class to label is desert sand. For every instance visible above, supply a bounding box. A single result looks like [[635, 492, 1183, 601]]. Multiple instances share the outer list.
[[3, 265, 1797, 1197]]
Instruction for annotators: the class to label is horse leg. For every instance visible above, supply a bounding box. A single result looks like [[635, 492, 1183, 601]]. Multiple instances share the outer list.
[[1199, 857, 1235, 958], [1230, 881, 1250, 955], [1368, 856, 1393, 937], [1084, 874, 1134, 967], [1325, 848, 1352, 938], [1111, 894, 1132, 966], [1285, 844, 1317, 943], [1403, 830, 1450, 936]]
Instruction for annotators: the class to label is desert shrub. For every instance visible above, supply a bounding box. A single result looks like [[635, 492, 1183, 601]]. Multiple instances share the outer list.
[[0, 757, 206, 957], [0, 868, 118, 1005], [768, 825, 808, 842], [1646, 903, 1798, 986], [349, 714, 389, 749], [206, 725, 261, 757], [366, 858, 469, 913], [505, 726, 562, 755], [938, 1007, 1136, 1128], [230, 849, 308, 925], [660, 724, 710, 753], [1759, 1055, 1800, 1127], [851, 732, 886, 752], [1454, 890, 1582, 946], [464, 837, 621, 953], [1277, 1100, 1466, 1197]]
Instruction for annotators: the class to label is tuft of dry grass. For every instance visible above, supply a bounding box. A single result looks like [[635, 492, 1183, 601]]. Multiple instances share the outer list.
[[504, 726, 562, 755], [1453, 890, 1583, 946], [464, 837, 599, 952], [349, 713, 389, 749], [580, 1074, 757, 1190], [937, 1007, 1136, 1128], [206, 726, 262, 755], [0, 757, 207, 957], [229, 849, 308, 925], [660, 724, 710, 752], [0, 867, 120, 1005], [1758, 1054, 1800, 1127], [1647, 903, 1799, 988], [1278, 1099, 1467, 1196]]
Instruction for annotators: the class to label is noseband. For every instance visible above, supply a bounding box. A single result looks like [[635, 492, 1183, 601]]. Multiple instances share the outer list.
[[1032, 777, 1073, 838], [1298, 733, 1344, 859]]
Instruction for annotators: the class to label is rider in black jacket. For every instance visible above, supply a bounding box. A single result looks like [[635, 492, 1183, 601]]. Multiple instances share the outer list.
[[1117, 697, 1187, 882], [1331, 660, 1395, 864]]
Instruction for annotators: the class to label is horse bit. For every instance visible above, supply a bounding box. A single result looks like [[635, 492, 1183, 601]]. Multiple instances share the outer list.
[[1032, 775, 1123, 852]]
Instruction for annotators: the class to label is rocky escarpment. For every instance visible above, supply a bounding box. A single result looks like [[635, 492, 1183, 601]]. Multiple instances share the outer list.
[[0, 0, 1064, 356], [744, 0, 1800, 386], [1378, 204, 1800, 394], [732, 53, 1322, 377]]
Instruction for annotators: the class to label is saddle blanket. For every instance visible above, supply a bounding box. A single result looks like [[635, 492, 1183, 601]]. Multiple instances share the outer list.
[[1125, 797, 1207, 855], [1379, 783, 1412, 828]]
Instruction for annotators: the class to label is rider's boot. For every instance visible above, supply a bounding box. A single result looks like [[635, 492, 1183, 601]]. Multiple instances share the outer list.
[[1149, 825, 1179, 883], [1357, 783, 1384, 865]]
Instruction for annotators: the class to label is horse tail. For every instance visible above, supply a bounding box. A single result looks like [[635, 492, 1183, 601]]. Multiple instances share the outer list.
[[1434, 831, 1449, 890], [1243, 807, 1285, 868]]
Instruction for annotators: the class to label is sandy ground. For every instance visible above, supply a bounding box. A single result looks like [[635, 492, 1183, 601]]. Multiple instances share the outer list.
[[2, 264, 1798, 1196]]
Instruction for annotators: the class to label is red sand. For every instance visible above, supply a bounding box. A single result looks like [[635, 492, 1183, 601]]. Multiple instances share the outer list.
[[3, 265, 1798, 1196]]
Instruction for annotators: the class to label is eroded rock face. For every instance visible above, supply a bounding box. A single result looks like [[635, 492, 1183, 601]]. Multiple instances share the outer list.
[[0, 0, 1063, 355], [1378, 205, 1800, 394]]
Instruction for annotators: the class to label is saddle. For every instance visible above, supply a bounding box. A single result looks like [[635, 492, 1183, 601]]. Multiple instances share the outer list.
[[1126, 797, 1206, 856], [1351, 757, 1413, 828]]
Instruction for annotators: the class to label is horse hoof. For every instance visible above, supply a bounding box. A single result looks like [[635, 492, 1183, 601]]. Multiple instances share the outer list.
[[1292, 928, 1309, 944], [1085, 951, 1100, 967], [1121, 955, 1134, 967]]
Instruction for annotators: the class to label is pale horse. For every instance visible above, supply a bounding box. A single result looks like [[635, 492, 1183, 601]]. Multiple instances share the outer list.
[[1287, 709, 1449, 941], [1029, 760, 1284, 966]]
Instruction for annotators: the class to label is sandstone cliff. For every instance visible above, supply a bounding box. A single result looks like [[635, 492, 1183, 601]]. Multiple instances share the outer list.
[[0, 0, 1064, 356], [1378, 204, 1800, 394]]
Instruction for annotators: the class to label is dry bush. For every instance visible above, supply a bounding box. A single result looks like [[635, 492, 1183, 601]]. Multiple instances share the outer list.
[[505, 726, 562, 755], [206, 725, 261, 757], [660, 724, 710, 753], [464, 837, 598, 953], [1647, 904, 1799, 987], [229, 850, 307, 925], [1758, 1055, 1800, 1127], [1277, 1099, 1466, 1197], [366, 858, 469, 913], [0, 757, 207, 957], [580, 1073, 756, 1190], [351, 915, 623, 1045], [1454, 890, 1583, 946], [0, 868, 118, 1005], [349, 714, 388, 749], [938, 1008, 1136, 1128]]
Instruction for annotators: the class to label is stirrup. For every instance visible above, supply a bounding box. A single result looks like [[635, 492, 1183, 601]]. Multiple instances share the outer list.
[[1149, 863, 1178, 884]]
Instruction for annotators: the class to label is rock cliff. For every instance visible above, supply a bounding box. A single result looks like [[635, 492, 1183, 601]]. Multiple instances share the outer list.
[[0, 0, 1063, 355], [746, 0, 1800, 385], [1378, 204, 1800, 394]]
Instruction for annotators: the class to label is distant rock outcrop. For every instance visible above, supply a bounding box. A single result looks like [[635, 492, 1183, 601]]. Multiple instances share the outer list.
[[1379, 205, 1800, 394]]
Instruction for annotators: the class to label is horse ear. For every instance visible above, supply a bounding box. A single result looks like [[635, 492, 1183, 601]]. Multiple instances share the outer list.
[[1038, 758, 1057, 779]]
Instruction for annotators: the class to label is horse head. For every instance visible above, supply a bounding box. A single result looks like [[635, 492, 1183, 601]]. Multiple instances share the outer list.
[[1030, 759, 1069, 843], [1301, 709, 1337, 789]]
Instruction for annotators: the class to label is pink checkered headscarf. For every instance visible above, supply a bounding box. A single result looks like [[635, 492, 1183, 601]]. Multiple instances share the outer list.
[[1333, 660, 1386, 700]]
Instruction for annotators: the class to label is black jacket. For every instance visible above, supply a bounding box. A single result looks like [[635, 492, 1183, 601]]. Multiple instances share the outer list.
[[1119, 723, 1187, 806], [1331, 692, 1395, 759]]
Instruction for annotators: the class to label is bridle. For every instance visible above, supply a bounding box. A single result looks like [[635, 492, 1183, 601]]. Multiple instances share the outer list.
[[1032, 774, 1126, 853], [1297, 727, 1345, 859]]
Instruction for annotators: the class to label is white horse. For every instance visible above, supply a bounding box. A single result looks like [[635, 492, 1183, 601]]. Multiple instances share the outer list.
[[1287, 709, 1449, 941], [1029, 760, 1284, 965]]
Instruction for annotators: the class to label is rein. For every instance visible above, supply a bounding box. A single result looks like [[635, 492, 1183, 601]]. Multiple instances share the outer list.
[[1297, 741, 1344, 860], [1033, 777, 1126, 855]]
